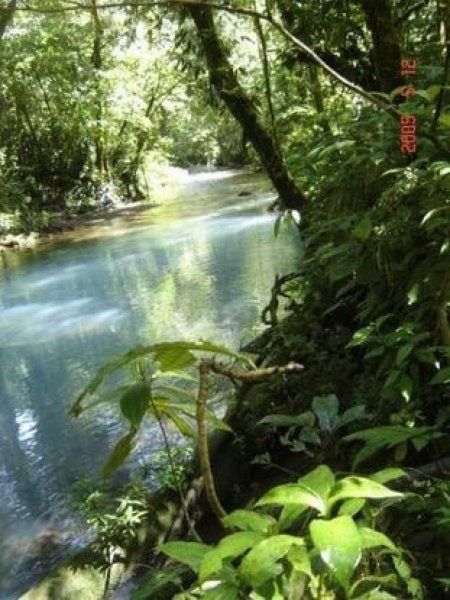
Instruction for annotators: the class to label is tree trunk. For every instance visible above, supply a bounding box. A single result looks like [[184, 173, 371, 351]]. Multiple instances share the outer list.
[[189, 4, 306, 211], [90, 0, 105, 173], [0, 0, 16, 41], [358, 0, 403, 92]]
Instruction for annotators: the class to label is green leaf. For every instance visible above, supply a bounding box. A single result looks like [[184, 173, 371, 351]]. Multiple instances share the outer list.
[[312, 395, 339, 431], [119, 382, 150, 427], [395, 343, 414, 366], [310, 516, 361, 590], [199, 532, 265, 582], [71, 340, 255, 415], [287, 544, 312, 577], [353, 214, 372, 241], [439, 112, 450, 128], [298, 464, 335, 501], [393, 556, 411, 580], [431, 366, 450, 385], [344, 426, 440, 468], [240, 535, 305, 589], [425, 84, 442, 102], [160, 541, 211, 572], [102, 429, 136, 479], [338, 498, 366, 517], [154, 347, 196, 372], [256, 483, 326, 514], [328, 477, 402, 510], [258, 412, 315, 428], [358, 527, 398, 552], [222, 510, 276, 534], [369, 467, 404, 484], [158, 407, 196, 437], [203, 583, 240, 600], [278, 466, 335, 529], [337, 405, 368, 429], [346, 325, 375, 348]]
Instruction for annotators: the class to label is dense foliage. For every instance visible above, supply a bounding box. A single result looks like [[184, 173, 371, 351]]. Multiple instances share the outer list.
[[2, 0, 450, 598]]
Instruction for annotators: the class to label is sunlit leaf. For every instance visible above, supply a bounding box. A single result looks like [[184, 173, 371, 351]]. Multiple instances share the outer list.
[[256, 483, 326, 514], [310, 516, 361, 590], [222, 510, 276, 534], [160, 541, 211, 572], [240, 535, 305, 589]]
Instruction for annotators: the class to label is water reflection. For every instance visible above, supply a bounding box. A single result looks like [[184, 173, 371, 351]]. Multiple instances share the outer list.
[[0, 170, 301, 596]]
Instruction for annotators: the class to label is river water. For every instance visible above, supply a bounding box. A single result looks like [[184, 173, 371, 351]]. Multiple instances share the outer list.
[[0, 170, 300, 597]]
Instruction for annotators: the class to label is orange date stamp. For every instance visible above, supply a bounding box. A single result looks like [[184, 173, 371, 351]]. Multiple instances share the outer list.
[[399, 59, 417, 155]]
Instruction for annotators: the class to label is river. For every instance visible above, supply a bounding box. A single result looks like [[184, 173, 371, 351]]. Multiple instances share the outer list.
[[0, 169, 301, 597]]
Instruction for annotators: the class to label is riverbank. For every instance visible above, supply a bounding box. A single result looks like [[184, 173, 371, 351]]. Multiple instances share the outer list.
[[0, 201, 155, 254]]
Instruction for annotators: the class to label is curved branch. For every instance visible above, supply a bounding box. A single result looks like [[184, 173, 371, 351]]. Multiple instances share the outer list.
[[196, 358, 303, 521]]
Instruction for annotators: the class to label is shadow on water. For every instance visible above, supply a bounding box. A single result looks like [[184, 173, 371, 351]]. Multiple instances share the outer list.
[[0, 169, 301, 597]]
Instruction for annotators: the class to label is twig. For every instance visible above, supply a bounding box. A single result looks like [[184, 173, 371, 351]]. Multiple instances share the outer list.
[[196, 358, 303, 521]]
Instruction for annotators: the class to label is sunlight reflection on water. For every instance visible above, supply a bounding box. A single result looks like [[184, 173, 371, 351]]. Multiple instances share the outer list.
[[0, 170, 301, 596]]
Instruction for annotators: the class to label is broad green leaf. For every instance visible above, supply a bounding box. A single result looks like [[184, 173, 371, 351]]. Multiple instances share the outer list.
[[312, 395, 339, 431], [214, 531, 265, 559], [298, 464, 335, 502], [310, 516, 361, 590], [287, 545, 312, 577], [328, 476, 402, 509], [160, 541, 211, 572], [240, 535, 305, 589], [154, 347, 196, 371], [119, 382, 150, 427], [256, 483, 326, 514], [102, 429, 136, 479], [353, 214, 372, 241], [278, 466, 335, 529], [258, 411, 315, 428], [338, 498, 366, 516], [358, 527, 398, 552], [222, 510, 276, 534], [199, 532, 265, 582]]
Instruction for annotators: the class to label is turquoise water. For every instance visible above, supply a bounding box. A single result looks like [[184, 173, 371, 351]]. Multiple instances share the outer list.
[[0, 170, 300, 596]]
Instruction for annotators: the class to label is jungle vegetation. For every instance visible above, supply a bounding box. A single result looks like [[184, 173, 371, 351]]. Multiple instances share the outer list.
[[2, 0, 450, 599]]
